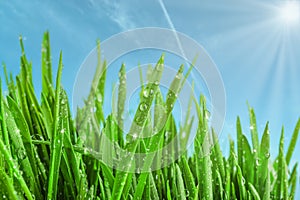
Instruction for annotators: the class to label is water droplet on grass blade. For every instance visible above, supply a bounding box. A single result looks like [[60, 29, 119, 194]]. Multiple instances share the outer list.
[[139, 103, 148, 111], [265, 152, 270, 159], [143, 90, 149, 98], [17, 148, 26, 160], [132, 133, 138, 140], [255, 159, 261, 166]]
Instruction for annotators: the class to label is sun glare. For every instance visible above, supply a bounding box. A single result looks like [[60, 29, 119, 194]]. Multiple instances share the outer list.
[[279, 1, 300, 24]]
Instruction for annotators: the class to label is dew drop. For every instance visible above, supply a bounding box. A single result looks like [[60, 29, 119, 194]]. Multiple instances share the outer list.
[[181, 131, 187, 138], [265, 152, 270, 159], [256, 159, 261, 166], [175, 73, 183, 79], [139, 103, 148, 111], [132, 133, 138, 140], [143, 90, 149, 98]]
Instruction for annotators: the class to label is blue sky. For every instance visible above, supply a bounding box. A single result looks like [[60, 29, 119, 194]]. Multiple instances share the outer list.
[[1, 0, 300, 179]]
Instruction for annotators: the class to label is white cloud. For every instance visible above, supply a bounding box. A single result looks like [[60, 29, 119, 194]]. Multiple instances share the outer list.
[[92, 0, 136, 30]]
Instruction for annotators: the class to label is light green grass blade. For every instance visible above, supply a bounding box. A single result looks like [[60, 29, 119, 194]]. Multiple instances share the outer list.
[[175, 164, 186, 200], [181, 156, 197, 199], [236, 117, 244, 170], [258, 122, 270, 196], [274, 127, 285, 200], [289, 163, 297, 200], [212, 128, 225, 181], [166, 180, 172, 200], [202, 132, 213, 199], [47, 52, 64, 200], [41, 31, 53, 96], [117, 63, 126, 147], [248, 182, 261, 200], [236, 165, 246, 200], [286, 118, 300, 165]]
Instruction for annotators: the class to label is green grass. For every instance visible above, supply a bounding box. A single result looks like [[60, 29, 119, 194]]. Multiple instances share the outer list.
[[0, 32, 299, 200]]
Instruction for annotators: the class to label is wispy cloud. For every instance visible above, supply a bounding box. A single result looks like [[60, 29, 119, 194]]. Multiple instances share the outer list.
[[90, 0, 136, 30]]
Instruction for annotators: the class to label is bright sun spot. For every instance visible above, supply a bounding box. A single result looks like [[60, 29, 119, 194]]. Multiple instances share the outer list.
[[279, 1, 300, 24]]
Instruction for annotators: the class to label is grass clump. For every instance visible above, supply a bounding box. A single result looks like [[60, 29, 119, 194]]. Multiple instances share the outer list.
[[0, 32, 299, 200]]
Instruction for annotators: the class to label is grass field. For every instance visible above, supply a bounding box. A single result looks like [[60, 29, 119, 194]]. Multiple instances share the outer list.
[[0, 32, 299, 200]]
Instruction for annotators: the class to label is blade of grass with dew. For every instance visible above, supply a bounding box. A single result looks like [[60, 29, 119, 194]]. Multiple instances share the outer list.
[[242, 134, 254, 184], [202, 129, 213, 199], [286, 118, 300, 165], [215, 169, 224, 200], [117, 63, 126, 147], [262, 172, 270, 200], [41, 93, 54, 139], [41, 31, 53, 96], [175, 163, 186, 200], [15, 77, 34, 134], [258, 122, 270, 197], [180, 89, 194, 152], [224, 162, 231, 200], [273, 127, 285, 199], [196, 95, 213, 200], [47, 52, 64, 200], [94, 41, 106, 125], [248, 106, 260, 188], [98, 175, 106, 200], [149, 173, 159, 199], [231, 181, 237, 200], [19, 37, 34, 88], [143, 173, 151, 200], [289, 163, 297, 199], [236, 117, 244, 172], [170, 164, 179, 198], [0, 81, 11, 158], [212, 128, 225, 182], [180, 156, 197, 199]]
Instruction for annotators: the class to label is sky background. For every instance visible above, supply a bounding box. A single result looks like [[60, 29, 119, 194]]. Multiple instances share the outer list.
[[1, 0, 300, 193]]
